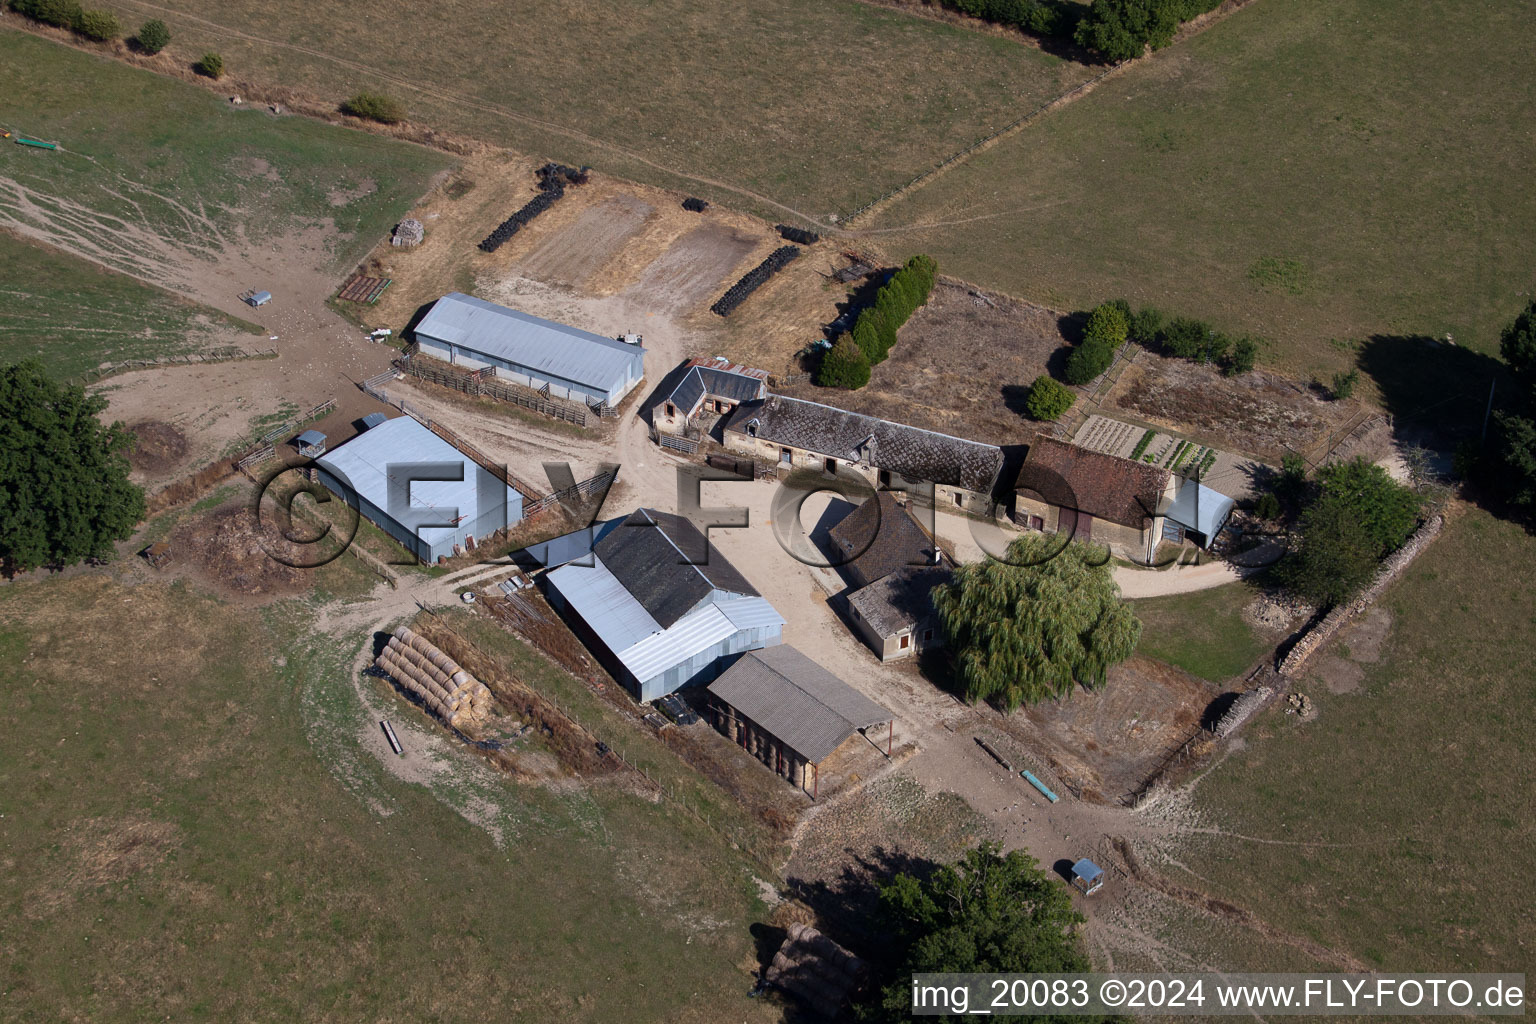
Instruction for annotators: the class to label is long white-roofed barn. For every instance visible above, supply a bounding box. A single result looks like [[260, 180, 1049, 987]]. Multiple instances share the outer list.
[[411, 292, 645, 409]]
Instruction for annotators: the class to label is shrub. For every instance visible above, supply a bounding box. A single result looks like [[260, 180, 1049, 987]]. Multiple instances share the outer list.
[[1024, 375, 1074, 421], [815, 335, 871, 390], [1225, 336, 1258, 375], [1330, 369, 1359, 400], [193, 51, 224, 78], [1204, 332, 1231, 366], [1128, 306, 1164, 345], [72, 8, 118, 40], [1064, 340, 1114, 385], [136, 18, 170, 53], [341, 91, 407, 125], [1160, 316, 1209, 359], [14, 0, 83, 28], [1254, 492, 1281, 520], [1082, 302, 1129, 349]]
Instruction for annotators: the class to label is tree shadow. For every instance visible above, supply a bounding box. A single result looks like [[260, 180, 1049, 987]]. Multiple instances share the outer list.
[[1056, 310, 1089, 346], [1357, 334, 1512, 442], [786, 845, 939, 956], [1001, 383, 1033, 419]]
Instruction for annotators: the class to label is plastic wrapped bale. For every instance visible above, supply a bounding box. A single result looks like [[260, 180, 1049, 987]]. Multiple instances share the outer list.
[[775, 224, 820, 246], [682, 197, 709, 213]]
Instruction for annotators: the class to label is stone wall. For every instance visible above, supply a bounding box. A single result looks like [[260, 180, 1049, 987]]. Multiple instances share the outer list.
[[1277, 514, 1444, 676]]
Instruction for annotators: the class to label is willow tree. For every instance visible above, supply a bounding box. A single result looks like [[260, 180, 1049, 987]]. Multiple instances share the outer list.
[[931, 533, 1140, 709]]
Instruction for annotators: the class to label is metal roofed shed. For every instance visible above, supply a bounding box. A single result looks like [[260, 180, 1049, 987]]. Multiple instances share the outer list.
[[312, 416, 524, 564], [412, 292, 645, 407], [360, 412, 388, 430], [706, 645, 892, 797], [1071, 858, 1105, 896], [541, 508, 784, 701], [1163, 478, 1236, 548], [295, 429, 327, 457], [244, 290, 272, 307]]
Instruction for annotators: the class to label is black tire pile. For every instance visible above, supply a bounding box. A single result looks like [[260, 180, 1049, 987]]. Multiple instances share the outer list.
[[710, 246, 799, 317], [478, 164, 590, 253], [682, 197, 710, 213], [776, 224, 820, 245]]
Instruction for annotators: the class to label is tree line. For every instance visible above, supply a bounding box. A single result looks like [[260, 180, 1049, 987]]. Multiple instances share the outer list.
[[817, 254, 938, 390], [931, 0, 1223, 63]]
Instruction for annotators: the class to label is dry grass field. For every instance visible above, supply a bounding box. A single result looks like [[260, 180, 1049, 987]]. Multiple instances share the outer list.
[[0, 571, 782, 1022], [74, 0, 1086, 218], [866, 0, 1536, 377]]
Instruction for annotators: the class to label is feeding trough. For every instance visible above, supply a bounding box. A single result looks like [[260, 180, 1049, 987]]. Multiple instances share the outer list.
[[1070, 858, 1104, 896], [295, 429, 327, 458]]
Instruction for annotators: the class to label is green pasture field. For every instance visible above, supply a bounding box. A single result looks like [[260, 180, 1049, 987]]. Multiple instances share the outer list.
[[1131, 579, 1272, 684], [0, 230, 263, 380], [0, 574, 778, 1022], [869, 0, 1536, 379], [0, 29, 452, 273], [64, 0, 1086, 217], [1180, 507, 1536, 970]]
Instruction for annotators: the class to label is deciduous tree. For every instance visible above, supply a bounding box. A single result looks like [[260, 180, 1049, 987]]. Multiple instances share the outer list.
[[0, 361, 144, 575], [859, 843, 1114, 1023], [932, 533, 1140, 708]]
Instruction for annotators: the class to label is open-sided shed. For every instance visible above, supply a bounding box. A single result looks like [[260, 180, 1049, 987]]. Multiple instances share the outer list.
[[707, 645, 892, 797]]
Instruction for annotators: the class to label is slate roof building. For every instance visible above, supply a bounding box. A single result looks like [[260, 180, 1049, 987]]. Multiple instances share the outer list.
[[412, 292, 645, 408], [313, 415, 525, 564], [706, 645, 892, 797], [542, 508, 784, 701], [1012, 436, 1177, 564], [846, 566, 950, 663], [721, 396, 1004, 512], [827, 491, 947, 590], [653, 357, 769, 438]]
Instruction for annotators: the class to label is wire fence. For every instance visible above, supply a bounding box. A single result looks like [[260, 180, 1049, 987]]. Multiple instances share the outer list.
[[841, 64, 1119, 226]]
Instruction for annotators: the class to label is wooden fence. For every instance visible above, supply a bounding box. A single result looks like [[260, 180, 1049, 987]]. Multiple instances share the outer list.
[[395, 354, 594, 427], [73, 346, 278, 387]]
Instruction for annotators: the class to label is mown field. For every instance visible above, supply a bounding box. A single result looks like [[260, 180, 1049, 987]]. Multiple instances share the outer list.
[[1132, 579, 1272, 684], [0, 28, 451, 276], [0, 572, 778, 1022], [64, 0, 1086, 217], [870, 0, 1536, 378], [1180, 506, 1536, 971], [0, 230, 262, 380]]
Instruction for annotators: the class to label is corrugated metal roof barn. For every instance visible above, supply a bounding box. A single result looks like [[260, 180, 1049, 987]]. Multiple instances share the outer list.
[[313, 416, 523, 564], [413, 292, 645, 406], [542, 508, 784, 701]]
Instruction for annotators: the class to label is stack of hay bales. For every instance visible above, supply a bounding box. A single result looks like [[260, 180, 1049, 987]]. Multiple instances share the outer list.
[[375, 626, 493, 730], [765, 922, 866, 1019]]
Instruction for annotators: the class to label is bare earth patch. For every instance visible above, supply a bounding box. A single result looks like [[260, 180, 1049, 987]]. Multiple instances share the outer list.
[[779, 280, 1069, 444], [125, 419, 190, 479], [1109, 353, 1361, 462]]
